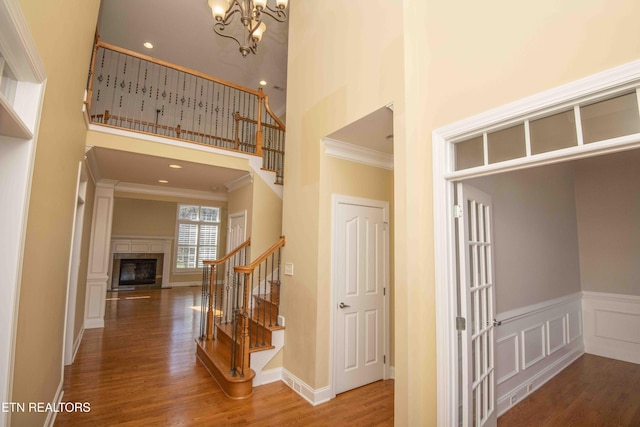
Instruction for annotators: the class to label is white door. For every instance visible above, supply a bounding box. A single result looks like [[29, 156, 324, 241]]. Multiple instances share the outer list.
[[227, 210, 247, 253], [334, 197, 388, 394], [456, 183, 497, 427]]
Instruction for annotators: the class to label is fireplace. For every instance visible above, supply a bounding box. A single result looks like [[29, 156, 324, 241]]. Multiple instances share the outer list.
[[111, 252, 164, 290], [119, 258, 157, 286]]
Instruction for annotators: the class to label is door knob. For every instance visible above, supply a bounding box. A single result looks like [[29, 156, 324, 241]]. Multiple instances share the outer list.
[[339, 302, 351, 309], [493, 319, 502, 326]]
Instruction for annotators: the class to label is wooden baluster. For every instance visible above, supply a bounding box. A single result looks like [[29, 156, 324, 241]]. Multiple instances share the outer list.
[[176, 124, 181, 138], [104, 110, 110, 124]]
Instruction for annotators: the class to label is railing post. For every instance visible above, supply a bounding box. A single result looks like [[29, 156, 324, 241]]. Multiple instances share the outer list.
[[104, 110, 110, 124], [240, 273, 251, 376], [255, 88, 264, 157], [234, 111, 241, 150]]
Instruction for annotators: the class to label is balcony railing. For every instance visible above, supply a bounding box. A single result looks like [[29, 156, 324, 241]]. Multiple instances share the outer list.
[[86, 38, 285, 184]]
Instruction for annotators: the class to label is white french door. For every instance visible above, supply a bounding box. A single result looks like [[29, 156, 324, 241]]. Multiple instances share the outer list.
[[333, 197, 389, 394], [456, 183, 497, 427]]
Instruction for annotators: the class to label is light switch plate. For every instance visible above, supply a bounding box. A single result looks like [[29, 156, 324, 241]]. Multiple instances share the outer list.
[[284, 262, 294, 276]]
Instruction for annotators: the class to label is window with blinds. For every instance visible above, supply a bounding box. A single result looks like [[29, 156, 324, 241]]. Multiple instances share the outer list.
[[175, 204, 220, 270]]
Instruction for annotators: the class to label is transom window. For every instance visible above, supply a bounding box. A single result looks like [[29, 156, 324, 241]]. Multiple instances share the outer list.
[[175, 204, 220, 270]]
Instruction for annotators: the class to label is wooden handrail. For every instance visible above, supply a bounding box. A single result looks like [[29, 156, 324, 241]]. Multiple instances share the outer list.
[[234, 236, 285, 274], [97, 40, 261, 97], [203, 238, 251, 266], [263, 93, 286, 131]]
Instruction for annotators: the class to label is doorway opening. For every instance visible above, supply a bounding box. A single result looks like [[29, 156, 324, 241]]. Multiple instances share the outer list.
[[434, 60, 640, 427]]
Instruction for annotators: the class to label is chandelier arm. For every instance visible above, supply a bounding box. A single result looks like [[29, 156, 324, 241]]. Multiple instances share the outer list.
[[218, 7, 242, 26], [213, 22, 245, 51], [260, 6, 287, 23]]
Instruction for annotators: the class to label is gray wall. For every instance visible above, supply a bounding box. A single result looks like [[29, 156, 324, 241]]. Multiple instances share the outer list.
[[574, 150, 640, 296], [467, 163, 583, 313]]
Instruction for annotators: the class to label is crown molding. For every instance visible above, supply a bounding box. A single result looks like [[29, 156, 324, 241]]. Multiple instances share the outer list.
[[323, 138, 394, 170], [224, 172, 253, 192], [115, 181, 227, 201]]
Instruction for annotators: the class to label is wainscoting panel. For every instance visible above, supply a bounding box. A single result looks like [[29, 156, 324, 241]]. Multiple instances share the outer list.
[[495, 293, 584, 416], [583, 291, 640, 365]]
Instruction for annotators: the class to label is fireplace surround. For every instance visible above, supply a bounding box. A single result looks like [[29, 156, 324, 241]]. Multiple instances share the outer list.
[[110, 237, 173, 290]]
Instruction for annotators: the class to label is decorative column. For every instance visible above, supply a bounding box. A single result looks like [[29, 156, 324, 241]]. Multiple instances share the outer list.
[[84, 179, 117, 328]]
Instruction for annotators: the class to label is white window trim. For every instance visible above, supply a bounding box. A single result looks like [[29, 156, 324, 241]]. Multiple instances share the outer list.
[[173, 204, 221, 274]]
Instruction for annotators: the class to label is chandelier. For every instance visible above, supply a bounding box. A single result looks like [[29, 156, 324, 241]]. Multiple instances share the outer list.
[[208, 0, 289, 58]]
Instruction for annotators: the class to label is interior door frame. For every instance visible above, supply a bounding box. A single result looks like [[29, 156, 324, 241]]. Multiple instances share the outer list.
[[432, 60, 640, 427], [330, 194, 391, 399]]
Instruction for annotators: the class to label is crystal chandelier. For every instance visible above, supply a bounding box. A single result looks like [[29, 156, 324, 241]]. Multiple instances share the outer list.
[[208, 0, 289, 58]]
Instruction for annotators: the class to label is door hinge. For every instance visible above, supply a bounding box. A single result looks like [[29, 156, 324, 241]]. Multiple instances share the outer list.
[[456, 316, 466, 331], [454, 205, 463, 218], [384, 355, 386, 363], [383, 287, 386, 296]]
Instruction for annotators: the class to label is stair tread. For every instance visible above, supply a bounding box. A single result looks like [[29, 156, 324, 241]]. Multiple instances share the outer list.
[[196, 339, 255, 384]]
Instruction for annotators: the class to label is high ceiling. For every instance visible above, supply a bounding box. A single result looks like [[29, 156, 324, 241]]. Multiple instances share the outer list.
[[97, 0, 289, 115], [90, 1, 394, 197]]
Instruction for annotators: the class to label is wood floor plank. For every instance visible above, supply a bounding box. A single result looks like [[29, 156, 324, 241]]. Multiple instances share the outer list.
[[55, 287, 393, 426], [498, 353, 640, 427]]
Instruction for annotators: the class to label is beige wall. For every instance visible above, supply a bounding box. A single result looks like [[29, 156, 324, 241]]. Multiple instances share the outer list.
[[574, 150, 640, 296], [319, 156, 395, 368], [112, 193, 228, 284], [286, 0, 640, 424], [468, 164, 582, 313], [12, 0, 100, 425], [282, 0, 404, 396], [250, 174, 283, 260], [403, 0, 640, 423]]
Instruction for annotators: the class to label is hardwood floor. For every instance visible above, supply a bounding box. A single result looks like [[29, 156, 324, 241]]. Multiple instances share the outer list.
[[498, 354, 640, 427], [55, 287, 394, 426]]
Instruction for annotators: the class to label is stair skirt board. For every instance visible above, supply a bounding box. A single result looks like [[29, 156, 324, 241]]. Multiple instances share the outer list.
[[251, 329, 284, 387]]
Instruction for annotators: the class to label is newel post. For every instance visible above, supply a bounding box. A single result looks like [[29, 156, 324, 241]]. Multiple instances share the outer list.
[[206, 265, 215, 340], [241, 273, 252, 374], [255, 88, 264, 157]]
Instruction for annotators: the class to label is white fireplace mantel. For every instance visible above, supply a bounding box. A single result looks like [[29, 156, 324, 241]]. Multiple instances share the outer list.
[[110, 236, 173, 288]]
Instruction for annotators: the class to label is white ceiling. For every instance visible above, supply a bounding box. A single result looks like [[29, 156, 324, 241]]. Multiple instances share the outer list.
[[90, 1, 394, 195], [87, 147, 249, 196]]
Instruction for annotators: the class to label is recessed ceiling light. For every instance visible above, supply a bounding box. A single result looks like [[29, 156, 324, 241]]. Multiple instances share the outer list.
[[259, 80, 267, 86], [168, 164, 182, 169], [158, 179, 169, 184], [143, 42, 154, 49]]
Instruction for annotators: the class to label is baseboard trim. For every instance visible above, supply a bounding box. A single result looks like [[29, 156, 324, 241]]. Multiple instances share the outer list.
[[497, 347, 584, 416], [168, 281, 201, 288], [71, 326, 84, 364], [260, 367, 283, 385], [281, 369, 332, 406], [44, 380, 64, 427], [388, 365, 395, 380], [84, 318, 104, 329]]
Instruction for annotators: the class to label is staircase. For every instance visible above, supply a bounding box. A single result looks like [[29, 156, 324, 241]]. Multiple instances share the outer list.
[[196, 237, 285, 398]]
